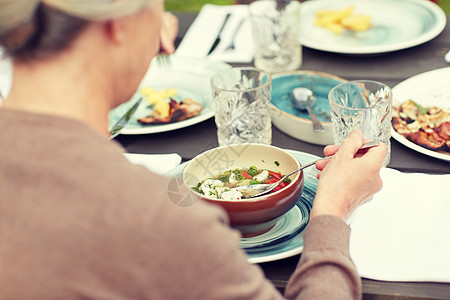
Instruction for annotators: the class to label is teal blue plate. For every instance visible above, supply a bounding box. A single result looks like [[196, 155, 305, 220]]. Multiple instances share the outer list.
[[245, 149, 318, 263], [239, 204, 308, 250], [271, 71, 346, 123], [166, 149, 320, 264]]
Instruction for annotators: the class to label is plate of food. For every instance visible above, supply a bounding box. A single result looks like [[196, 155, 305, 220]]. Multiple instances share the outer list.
[[165, 149, 319, 263], [108, 56, 231, 135], [300, 0, 446, 54], [391, 67, 450, 161]]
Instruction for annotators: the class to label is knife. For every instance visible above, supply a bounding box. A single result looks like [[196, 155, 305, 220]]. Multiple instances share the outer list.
[[109, 97, 143, 139], [207, 13, 231, 55]]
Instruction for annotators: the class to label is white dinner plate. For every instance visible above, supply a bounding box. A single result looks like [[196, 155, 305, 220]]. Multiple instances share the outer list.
[[300, 0, 446, 54], [165, 149, 320, 264], [108, 56, 230, 135], [392, 67, 450, 162]]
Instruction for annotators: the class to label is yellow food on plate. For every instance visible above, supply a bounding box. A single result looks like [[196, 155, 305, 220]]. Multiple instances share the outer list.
[[140, 87, 177, 105], [153, 98, 171, 119], [314, 5, 371, 34], [341, 14, 371, 31], [137, 87, 203, 125]]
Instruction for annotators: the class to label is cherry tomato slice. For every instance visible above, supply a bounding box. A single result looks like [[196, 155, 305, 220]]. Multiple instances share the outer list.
[[241, 171, 252, 179], [268, 170, 282, 180], [273, 181, 287, 192], [265, 178, 279, 184]]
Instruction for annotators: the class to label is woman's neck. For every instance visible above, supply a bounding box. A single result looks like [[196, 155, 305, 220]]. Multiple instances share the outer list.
[[3, 32, 115, 138]]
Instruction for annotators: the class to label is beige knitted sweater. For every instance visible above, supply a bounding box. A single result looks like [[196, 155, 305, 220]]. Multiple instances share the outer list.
[[0, 109, 361, 300]]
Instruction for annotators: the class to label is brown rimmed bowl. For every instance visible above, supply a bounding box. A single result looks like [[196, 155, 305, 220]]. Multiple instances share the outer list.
[[182, 143, 304, 237]]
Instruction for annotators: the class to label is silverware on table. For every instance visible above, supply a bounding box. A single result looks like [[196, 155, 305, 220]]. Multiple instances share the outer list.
[[207, 13, 231, 55], [224, 18, 245, 52], [109, 97, 143, 139], [155, 54, 172, 69], [290, 87, 324, 133], [237, 141, 379, 198]]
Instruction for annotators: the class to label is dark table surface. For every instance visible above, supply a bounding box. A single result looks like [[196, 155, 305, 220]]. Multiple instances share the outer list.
[[115, 10, 450, 300]]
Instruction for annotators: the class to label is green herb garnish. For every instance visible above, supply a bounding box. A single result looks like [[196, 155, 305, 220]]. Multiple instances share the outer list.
[[234, 174, 244, 181], [217, 175, 230, 182], [410, 99, 427, 115], [192, 182, 202, 193], [248, 166, 259, 176], [274, 161, 280, 166]]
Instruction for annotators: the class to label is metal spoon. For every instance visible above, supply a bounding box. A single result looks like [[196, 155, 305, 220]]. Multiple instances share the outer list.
[[236, 141, 379, 198], [290, 87, 324, 132]]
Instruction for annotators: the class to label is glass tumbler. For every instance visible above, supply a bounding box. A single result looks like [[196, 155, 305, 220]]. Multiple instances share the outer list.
[[249, 0, 302, 73], [328, 80, 392, 166], [210, 67, 272, 146]]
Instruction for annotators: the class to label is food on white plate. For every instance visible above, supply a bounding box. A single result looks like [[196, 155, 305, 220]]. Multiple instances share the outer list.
[[314, 5, 371, 34], [192, 166, 291, 201], [138, 87, 202, 124], [392, 99, 450, 154]]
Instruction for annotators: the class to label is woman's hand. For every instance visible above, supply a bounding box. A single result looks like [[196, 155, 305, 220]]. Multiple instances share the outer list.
[[310, 130, 388, 220], [160, 12, 179, 54]]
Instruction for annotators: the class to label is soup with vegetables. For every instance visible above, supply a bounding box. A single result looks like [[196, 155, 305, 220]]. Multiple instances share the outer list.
[[192, 166, 291, 200]]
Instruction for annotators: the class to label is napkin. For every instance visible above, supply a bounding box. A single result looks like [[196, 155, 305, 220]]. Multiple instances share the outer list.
[[176, 4, 254, 63], [124, 153, 182, 175], [0, 48, 13, 102], [349, 168, 450, 282]]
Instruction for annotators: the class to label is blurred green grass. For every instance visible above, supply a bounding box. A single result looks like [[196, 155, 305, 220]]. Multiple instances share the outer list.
[[165, 0, 450, 13], [440, 0, 450, 13], [165, 0, 235, 12]]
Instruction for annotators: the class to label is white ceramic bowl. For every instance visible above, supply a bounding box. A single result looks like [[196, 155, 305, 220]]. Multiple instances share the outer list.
[[270, 70, 347, 145]]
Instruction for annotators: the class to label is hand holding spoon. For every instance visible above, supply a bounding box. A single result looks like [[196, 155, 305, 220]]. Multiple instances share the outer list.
[[236, 141, 379, 198]]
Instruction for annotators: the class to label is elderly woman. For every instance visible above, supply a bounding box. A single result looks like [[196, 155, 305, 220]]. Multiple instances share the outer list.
[[0, 1, 387, 299]]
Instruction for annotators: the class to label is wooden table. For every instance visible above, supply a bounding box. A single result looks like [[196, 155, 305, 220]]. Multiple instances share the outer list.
[[115, 10, 450, 300]]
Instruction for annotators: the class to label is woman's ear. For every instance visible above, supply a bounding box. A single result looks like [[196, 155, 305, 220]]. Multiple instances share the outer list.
[[105, 18, 127, 45]]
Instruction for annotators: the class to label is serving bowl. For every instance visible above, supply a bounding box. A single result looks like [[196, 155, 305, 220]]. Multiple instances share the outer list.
[[270, 70, 347, 145], [182, 144, 304, 237]]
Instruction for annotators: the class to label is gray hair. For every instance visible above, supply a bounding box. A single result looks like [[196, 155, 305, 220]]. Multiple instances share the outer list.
[[0, 0, 156, 60]]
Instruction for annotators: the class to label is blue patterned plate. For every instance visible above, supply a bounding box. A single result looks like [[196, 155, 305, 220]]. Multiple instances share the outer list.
[[239, 204, 307, 250], [245, 149, 318, 263]]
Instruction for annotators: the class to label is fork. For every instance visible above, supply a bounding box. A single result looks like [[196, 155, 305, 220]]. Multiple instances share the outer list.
[[155, 54, 172, 69], [224, 18, 245, 52]]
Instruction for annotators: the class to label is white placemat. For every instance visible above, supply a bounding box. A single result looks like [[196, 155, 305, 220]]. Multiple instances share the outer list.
[[349, 167, 450, 282], [176, 4, 254, 63], [124, 153, 182, 175]]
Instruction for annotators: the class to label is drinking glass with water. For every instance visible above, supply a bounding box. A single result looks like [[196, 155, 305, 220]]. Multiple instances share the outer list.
[[329, 80, 392, 166], [210, 67, 272, 146]]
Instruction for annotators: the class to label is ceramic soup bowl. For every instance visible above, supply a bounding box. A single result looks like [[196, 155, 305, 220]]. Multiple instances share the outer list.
[[182, 144, 304, 237]]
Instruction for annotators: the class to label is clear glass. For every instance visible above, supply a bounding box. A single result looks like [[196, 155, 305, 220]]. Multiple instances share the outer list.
[[249, 0, 302, 73], [210, 67, 272, 146], [328, 80, 392, 166]]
